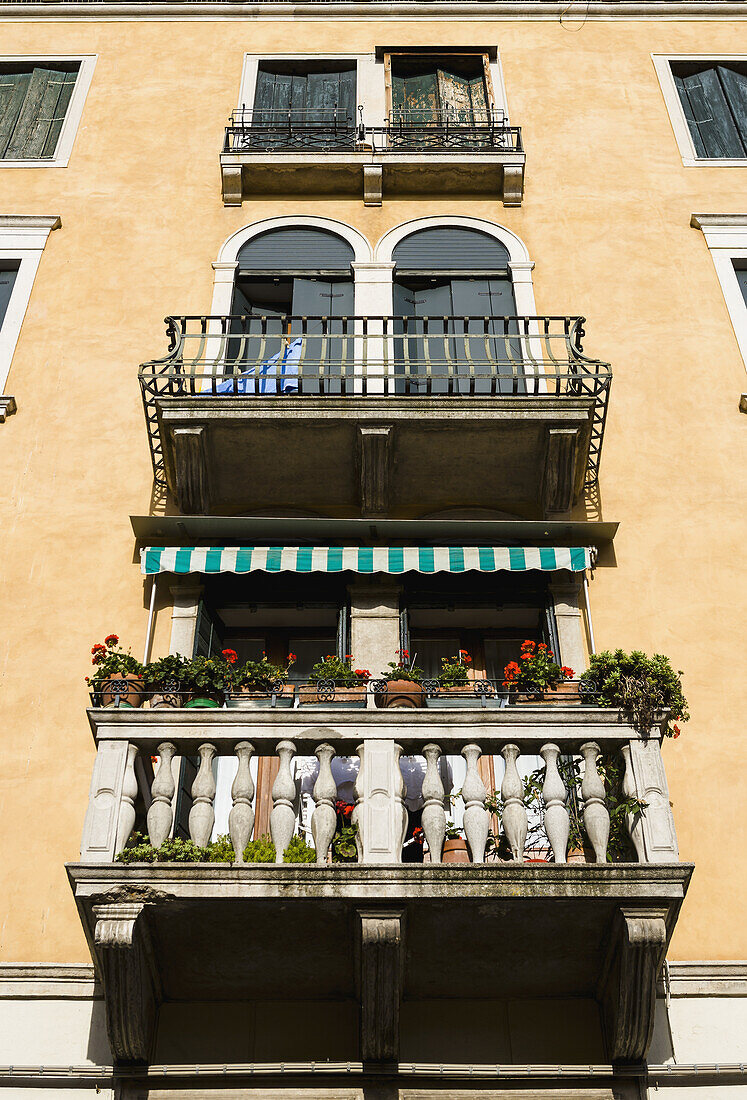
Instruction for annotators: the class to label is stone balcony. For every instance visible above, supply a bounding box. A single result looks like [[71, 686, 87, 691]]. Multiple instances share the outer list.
[[138, 315, 611, 518], [68, 705, 690, 1069]]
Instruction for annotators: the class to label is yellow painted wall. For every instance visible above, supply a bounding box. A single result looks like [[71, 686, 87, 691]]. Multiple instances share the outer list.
[[0, 16, 745, 963]]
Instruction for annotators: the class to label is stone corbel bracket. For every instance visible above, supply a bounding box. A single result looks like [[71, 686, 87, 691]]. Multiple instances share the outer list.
[[170, 425, 210, 514], [93, 900, 162, 1064], [598, 905, 669, 1063], [356, 907, 406, 1065], [502, 163, 525, 207], [357, 425, 393, 517]]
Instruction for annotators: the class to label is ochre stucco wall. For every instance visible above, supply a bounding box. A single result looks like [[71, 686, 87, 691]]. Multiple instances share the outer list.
[[0, 17, 745, 963]]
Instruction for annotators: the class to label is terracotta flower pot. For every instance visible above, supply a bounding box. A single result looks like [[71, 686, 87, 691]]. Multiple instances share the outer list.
[[98, 673, 145, 709], [512, 681, 579, 705], [148, 680, 182, 709], [442, 837, 470, 864], [375, 679, 425, 709]]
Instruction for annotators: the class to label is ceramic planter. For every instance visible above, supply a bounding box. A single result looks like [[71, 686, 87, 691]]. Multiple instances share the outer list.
[[184, 693, 223, 709], [375, 679, 425, 709], [148, 680, 182, 709], [227, 685, 295, 709], [98, 673, 145, 709], [299, 683, 368, 708], [442, 837, 470, 864]]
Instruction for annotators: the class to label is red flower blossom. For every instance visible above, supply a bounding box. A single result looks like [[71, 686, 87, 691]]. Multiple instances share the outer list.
[[561, 666, 574, 678], [287, 653, 297, 663], [221, 648, 238, 664], [537, 642, 547, 651], [673, 723, 681, 739], [345, 654, 353, 661], [104, 634, 119, 647], [335, 799, 354, 819], [398, 649, 409, 658], [520, 652, 533, 660], [521, 640, 535, 651], [354, 669, 370, 679], [412, 826, 424, 845]]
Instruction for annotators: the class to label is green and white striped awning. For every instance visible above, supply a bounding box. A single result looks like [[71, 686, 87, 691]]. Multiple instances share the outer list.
[[141, 545, 594, 576]]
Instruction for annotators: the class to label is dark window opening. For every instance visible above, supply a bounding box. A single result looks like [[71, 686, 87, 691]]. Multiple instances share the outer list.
[[0, 262, 20, 330], [0, 62, 80, 160], [671, 60, 747, 158]]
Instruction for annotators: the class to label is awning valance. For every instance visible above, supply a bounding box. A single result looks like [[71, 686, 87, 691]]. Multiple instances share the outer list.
[[141, 545, 594, 576]]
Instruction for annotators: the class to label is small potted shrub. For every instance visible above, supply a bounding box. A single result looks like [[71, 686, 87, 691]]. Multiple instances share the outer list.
[[146, 652, 187, 709], [300, 654, 369, 708], [229, 652, 296, 709], [375, 649, 424, 708], [502, 640, 574, 703], [179, 650, 237, 708], [579, 649, 689, 737], [87, 635, 145, 708], [425, 650, 501, 709], [442, 821, 470, 863]]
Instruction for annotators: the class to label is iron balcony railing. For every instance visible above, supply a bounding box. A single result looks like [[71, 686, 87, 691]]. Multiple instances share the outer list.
[[139, 313, 611, 487], [223, 107, 522, 155]]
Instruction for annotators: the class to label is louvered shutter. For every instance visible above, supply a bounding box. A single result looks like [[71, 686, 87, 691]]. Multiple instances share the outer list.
[[0, 265, 19, 329], [674, 66, 747, 158], [1, 68, 77, 159]]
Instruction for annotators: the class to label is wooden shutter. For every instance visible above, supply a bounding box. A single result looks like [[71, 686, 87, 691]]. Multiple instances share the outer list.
[[0, 264, 19, 329], [674, 66, 747, 158], [1, 68, 77, 159], [717, 65, 747, 146], [392, 70, 439, 123], [735, 264, 747, 306]]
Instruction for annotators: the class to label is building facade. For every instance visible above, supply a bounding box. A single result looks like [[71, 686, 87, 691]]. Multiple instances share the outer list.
[[0, 3, 746, 1100]]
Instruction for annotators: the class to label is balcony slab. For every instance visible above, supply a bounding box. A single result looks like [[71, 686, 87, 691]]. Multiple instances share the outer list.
[[154, 393, 595, 517]]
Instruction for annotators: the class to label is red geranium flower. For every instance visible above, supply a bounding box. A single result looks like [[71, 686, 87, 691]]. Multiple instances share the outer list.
[[288, 653, 297, 663], [222, 648, 238, 664], [520, 652, 533, 660], [673, 723, 681, 739], [561, 666, 574, 678], [104, 634, 119, 647], [537, 642, 547, 651], [521, 640, 535, 651], [354, 669, 370, 679]]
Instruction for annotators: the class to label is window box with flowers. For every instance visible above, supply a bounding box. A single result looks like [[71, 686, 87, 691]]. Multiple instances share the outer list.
[[424, 650, 504, 709], [502, 641, 575, 703], [228, 652, 296, 708], [299, 655, 370, 708], [87, 635, 145, 708], [374, 650, 425, 708]]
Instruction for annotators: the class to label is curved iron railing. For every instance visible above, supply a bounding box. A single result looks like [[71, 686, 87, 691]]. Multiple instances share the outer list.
[[139, 313, 611, 489]]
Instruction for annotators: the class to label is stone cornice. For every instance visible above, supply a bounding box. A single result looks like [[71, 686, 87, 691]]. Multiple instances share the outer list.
[[0, 1, 746, 19], [0, 216, 61, 231], [691, 213, 747, 230]]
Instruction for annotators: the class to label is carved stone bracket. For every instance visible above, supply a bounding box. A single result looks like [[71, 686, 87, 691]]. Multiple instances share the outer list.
[[356, 908, 405, 1064], [358, 425, 392, 516], [221, 164, 243, 206], [542, 426, 579, 517], [171, 426, 210, 514], [93, 901, 162, 1064], [502, 164, 525, 206], [363, 164, 383, 206], [598, 905, 668, 1063]]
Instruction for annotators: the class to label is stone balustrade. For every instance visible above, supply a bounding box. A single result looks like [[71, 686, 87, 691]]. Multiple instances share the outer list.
[[80, 707, 679, 865]]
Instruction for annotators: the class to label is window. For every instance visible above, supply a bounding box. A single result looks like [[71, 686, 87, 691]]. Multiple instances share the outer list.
[[654, 55, 747, 165], [691, 213, 747, 396], [0, 56, 95, 167]]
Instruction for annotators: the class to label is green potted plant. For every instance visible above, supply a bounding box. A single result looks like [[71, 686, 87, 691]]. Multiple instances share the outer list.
[[145, 651, 187, 709], [442, 820, 470, 863], [331, 800, 359, 862], [502, 640, 575, 703], [87, 635, 145, 708], [179, 650, 237, 708], [300, 654, 369, 708], [229, 652, 296, 709], [579, 649, 689, 737], [375, 649, 425, 709], [425, 650, 501, 710]]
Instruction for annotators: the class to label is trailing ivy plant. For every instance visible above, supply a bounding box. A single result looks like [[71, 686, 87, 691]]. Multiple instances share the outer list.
[[580, 649, 689, 737]]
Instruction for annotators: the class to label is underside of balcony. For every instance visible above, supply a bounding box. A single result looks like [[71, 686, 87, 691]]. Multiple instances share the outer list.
[[68, 862, 691, 1068]]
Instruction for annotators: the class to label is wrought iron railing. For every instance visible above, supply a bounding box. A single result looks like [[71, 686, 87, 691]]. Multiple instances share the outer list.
[[138, 314, 611, 488], [223, 107, 522, 155]]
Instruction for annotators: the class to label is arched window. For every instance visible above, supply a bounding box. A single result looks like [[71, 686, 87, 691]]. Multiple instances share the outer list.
[[391, 226, 520, 393]]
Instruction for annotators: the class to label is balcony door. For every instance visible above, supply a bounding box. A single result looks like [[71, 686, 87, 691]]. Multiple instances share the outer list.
[[252, 65, 356, 150], [392, 226, 521, 395]]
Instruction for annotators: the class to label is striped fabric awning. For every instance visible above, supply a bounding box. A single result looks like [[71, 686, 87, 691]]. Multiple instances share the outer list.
[[141, 545, 594, 575]]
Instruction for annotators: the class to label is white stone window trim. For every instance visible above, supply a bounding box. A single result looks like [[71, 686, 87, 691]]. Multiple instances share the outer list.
[[653, 54, 747, 168], [691, 213, 747, 403], [0, 215, 61, 417], [0, 55, 96, 168], [236, 51, 509, 131]]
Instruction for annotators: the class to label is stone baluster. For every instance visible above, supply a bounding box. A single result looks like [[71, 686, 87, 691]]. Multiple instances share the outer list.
[[540, 743, 569, 864], [229, 741, 255, 864], [421, 743, 446, 864], [580, 741, 610, 863], [270, 740, 297, 864], [312, 743, 337, 865], [115, 744, 139, 855], [146, 742, 176, 848], [620, 744, 646, 862], [189, 743, 217, 847], [501, 743, 527, 862], [462, 743, 489, 863]]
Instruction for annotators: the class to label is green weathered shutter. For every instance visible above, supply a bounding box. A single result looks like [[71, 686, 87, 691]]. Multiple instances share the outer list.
[[3, 68, 76, 159], [0, 264, 19, 329], [394, 70, 439, 124], [674, 66, 747, 158], [193, 600, 223, 658], [717, 65, 747, 147], [0, 72, 31, 157]]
